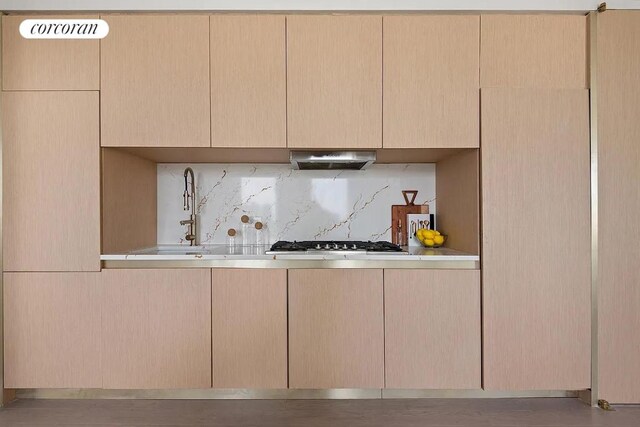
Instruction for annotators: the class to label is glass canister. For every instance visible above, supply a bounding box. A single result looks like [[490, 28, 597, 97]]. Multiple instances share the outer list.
[[254, 221, 265, 247], [241, 215, 252, 246], [227, 228, 237, 253]]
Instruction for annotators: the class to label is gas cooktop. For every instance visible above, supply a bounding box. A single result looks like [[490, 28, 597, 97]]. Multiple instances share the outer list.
[[266, 240, 406, 255]]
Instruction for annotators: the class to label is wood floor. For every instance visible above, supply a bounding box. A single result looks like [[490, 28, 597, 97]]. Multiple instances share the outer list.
[[0, 398, 639, 426]]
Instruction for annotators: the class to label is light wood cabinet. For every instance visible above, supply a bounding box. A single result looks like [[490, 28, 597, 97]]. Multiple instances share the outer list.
[[3, 273, 102, 388], [210, 15, 286, 148], [288, 269, 384, 389], [2, 91, 100, 272], [597, 10, 640, 404], [212, 269, 287, 388], [480, 15, 587, 89], [101, 148, 157, 253], [481, 88, 591, 390], [383, 16, 479, 148], [2, 15, 99, 90], [101, 15, 210, 147], [435, 149, 480, 254], [101, 269, 211, 389], [384, 270, 481, 389], [287, 15, 382, 149]]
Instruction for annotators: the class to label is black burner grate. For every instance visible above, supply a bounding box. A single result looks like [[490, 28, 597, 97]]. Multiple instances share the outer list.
[[269, 240, 403, 252]]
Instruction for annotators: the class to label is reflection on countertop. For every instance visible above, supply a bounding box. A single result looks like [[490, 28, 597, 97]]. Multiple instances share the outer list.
[[101, 245, 479, 264]]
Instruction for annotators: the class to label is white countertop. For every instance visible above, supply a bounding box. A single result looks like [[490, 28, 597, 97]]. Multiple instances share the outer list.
[[101, 245, 479, 262]]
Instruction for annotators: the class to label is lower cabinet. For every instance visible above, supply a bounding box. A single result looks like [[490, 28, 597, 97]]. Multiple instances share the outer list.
[[212, 269, 287, 388], [384, 270, 481, 389], [3, 272, 102, 388], [101, 269, 211, 389], [4, 268, 483, 391], [288, 269, 384, 389]]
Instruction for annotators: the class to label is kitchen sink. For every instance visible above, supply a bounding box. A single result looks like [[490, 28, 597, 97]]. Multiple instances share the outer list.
[[130, 246, 212, 256]]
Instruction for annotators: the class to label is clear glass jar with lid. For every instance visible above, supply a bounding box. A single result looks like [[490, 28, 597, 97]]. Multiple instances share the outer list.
[[254, 221, 265, 247], [227, 228, 237, 253], [241, 215, 252, 246]]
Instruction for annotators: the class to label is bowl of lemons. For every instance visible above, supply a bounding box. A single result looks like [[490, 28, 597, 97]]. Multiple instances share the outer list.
[[415, 228, 447, 248]]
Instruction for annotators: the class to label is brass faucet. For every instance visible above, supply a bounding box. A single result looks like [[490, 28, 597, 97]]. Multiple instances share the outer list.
[[180, 167, 197, 246]]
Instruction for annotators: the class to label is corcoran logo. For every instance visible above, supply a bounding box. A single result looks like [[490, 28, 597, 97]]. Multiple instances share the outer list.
[[19, 19, 109, 39]]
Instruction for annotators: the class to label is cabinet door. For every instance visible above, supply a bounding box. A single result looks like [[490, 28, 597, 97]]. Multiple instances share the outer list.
[[480, 15, 587, 89], [4, 273, 102, 388], [597, 10, 640, 404], [212, 269, 287, 388], [288, 269, 384, 388], [101, 15, 210, 147], [2, 91, 100, 272], [482, 88, 590, 390], [383, 16, 479, 148], [384, 270, 481, 389], [287, 15, 382, 149], [101, 269, 211, 389], [210, 15, 286, 147], [2, 15, 99, 90]]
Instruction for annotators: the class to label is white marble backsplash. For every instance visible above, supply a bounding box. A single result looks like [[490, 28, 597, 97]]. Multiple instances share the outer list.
[[157, 164, 435, 245]]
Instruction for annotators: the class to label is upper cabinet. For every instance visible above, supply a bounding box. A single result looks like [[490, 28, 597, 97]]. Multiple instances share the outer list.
[[210, 15, 286, 148], [287, 15, 382, 149], [101, 15, 210, 147], [383, 16, 479, 148], [2, 15, 99, 90], [480, 15, 587, 88], [2, 91, 100, 272]]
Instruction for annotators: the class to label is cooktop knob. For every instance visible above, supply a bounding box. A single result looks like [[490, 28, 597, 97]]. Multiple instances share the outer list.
[[325, 243, 330, 249], [352, 244, 358, 250], [315, 244, 321, 250], [343, 244, 348, 249]]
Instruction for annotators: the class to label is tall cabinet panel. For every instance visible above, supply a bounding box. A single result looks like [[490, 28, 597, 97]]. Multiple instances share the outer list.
[[101, 269, 212, 389], [383, 15, 479, 148], [481, 89, 590, 390], [287, 15, 382, 149], [597, 10, 640, 404], [2, 15, 99, 90], [210, 15, 286, 147], [101, 15, 210, 147], [4, 273, 102, 388], [2, 91, 100, 272]]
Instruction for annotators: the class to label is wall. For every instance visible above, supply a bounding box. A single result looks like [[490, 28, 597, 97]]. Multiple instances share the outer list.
[[157, 163, 435, 245], [3, 1, 638, 12]]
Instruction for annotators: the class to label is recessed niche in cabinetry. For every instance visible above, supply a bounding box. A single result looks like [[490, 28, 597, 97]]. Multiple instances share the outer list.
[[101, 147, 479, 255]]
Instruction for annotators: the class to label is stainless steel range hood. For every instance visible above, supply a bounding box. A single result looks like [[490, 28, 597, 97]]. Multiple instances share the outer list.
[[290, 151, 376, 170]]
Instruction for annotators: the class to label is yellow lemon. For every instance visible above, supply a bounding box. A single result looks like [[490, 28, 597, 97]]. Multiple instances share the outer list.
[[434, 235, 445, 245], [424, 230, 436, 239], [433, 230, 441, 236], [416, 229, 426, 239], [424, 238, 435, 246]]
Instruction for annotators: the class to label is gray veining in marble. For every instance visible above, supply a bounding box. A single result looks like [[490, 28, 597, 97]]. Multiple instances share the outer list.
[[158, 163, 435, 245]]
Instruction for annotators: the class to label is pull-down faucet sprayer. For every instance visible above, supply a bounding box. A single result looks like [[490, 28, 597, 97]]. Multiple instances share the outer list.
[[180, 167, 197, 246]]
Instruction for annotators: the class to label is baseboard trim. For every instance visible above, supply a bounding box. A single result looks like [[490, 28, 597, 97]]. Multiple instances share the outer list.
[[14, 388, 583, 400]]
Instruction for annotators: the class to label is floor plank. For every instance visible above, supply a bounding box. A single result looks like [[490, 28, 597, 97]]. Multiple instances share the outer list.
[[0, 398, 638, 426]]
